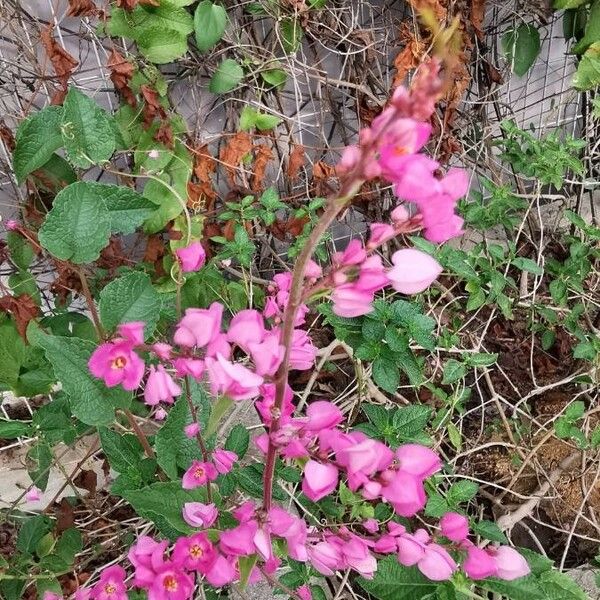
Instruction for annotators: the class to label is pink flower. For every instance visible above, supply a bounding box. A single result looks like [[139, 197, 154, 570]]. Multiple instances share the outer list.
[[377, 119, 431, 179], [381, 470, 427, 517], [288, 329, 316, 370], [219, 523, 258, 556], [367, 222, 395, 248], [302, 460, 338, 501], [184, 423, 200, 438], [335, 239, 367, 266], [256, 383, 295, 426], [387, 249, 442, 294], [89, 341, 144, 391], [117, 321, 145, 346], [417, 543, 458, 581], [363, 518, 379, 533], [395, 444, 441, 479], [304, 401, 343, 431], [182, 460, 218, 489], [297, 585, 312, 600], [173, 358, 205, 380], [172, 533, 216, 571], [128, 536, 169, 588], [462, 545, 498, 580], [203, 554, 237, 587], [440, 512, 469, 542], [152, 343, 172, 360], [331, 286, 377, 317], [175, 242, 206, 272], [42, 594, 62, 600], [150, 562, 194, 600], [305, 260, 322, 279], [397, 529, 428, 565], [212, 449, 238, 474], [25, 486, 42, 502], [308, 541, 343, 576], [75, 590, 92, 600], [337, 438, 393, 478], [490, 547, 530, 580], [204, 354, 263, 401], [341, 535, 377, 578], [144, 365, 182, 406], [182, 502, 218, 528], [227, 310, 265, 351], [90, 565, 127, 600], [174, 303, 223, 348], [247, 333, 284, 376], [391, 205, 410, 223], [154, 408, 168, 421], [4, 219, 19, 231]]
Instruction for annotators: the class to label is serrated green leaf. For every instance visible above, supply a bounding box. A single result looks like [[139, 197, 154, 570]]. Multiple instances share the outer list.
[[7, 231, 35, 271], [357, 557, 436, 600], [31, 330, 131, 426], [61, 88, 116, 168], [224, 424, 250, 459], [26, 440, 52, 491], [101, 184, 157, 234], [194, 0, 227, 52], [373, 356, 400, 394], [99, 271, 162, 336], [442, 359, 467, 385], [209, 59, 244, 93], [502, 23, 541, 76], [0, 420, 31, 439], [573, 42, 600, 90], [137, 28, 190, 63], [54, 528, 82, 564], [122, 482, 207, 539], [512, 257, 544, 275], [279, 18, 303, 53], [447, 421, 462, 451], [13, 106, 64, 183], [16, 515, 54, 555], [155, 395, 203, 480], [447, 480, 478, 505], [38, 181, 112, 263], [261, 68, 287, 87], [392, 406, 431, 439], [425, 493, 450, 518], [99, 427, 145, 474], [472, 520, 508, 543]]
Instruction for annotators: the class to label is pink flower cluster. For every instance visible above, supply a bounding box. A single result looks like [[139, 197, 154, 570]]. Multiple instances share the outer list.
[[88, 305, 317, 408], [339, 60, 468, 246]]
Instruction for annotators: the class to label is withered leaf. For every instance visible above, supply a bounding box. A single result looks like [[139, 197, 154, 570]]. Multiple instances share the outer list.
[[40, 26, 78, 105], [140, 84, 167, 127], [251, 144, 273, 192], [73, 468, 97, 496], [219, 132, 252, 184], [0, 294, 39, 340], [67, 0, 97, 16], [153, 122, 174, 149], [287, 144, 305, 181], [107, 49, 136, 108]]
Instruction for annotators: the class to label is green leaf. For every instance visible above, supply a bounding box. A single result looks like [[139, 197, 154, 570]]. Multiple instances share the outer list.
[[38, 181, 112, 263], [537, 569, 587, 599], [442, 359, 467, 385], [121, 482, 208, 539], [27, 440, 52, 491], [194, 0, 227, 52], [7, 231, 35, 271], [0, 420, 31, 439], [572, 1, 600, 54], [239, 106, 281, 131], [236, 464, 286, 501], [16, 515, 54, 554], [447, 422, 462, 451], [447, 480, 478, 505], [279, 18, 303, 53], [61, 88, 116, 168], [478, 575, 546, 599], [357, 557, 436, 600], [32, 394, 77, 446], [466, 352, 498, 367], [13, 106, 64, 183], [392, 406, 431, 439], [425, 493, 449, 518], [512, 257, 544, 275], [101, 184, 157, 234], [155, 396, 203, 480], [261, 69, 287, 87], [99, 271, 162, 336], [204, 395, 233, 437], [99, 427, 145, 474], [224, 424, 250, 459], [209, 59, 244, 93], [373, 356, 400, 394], [31, 330, 131, 426], [502, 23, 541, 76], [472, 520, 508, 543], [363, 405, 390, 430], [554, 0, 587, 7], [54, 528, 83, 564], [573, 42, 600, 90], [137, 28, 190, 63], [0, 321, 26, 389]]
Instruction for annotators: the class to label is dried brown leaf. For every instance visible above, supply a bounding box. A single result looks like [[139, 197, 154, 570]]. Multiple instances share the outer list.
[[107, 49, 136, 108], [40, 26, 78, 105], [117, 0, 158, 9], [470, 0, 486, 39], [287, 144, 305, 181], [251, 144, 273, 192], [67, 0, 97, 16], [0, 294, 39, 340], [140, 84, 167, 127], [153, 122, 174, 149], [219, 132, 252, 185]]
